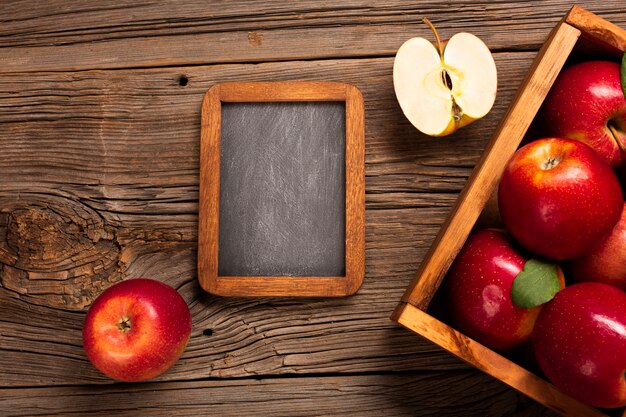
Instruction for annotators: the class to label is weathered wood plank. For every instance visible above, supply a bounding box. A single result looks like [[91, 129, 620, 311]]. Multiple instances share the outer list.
[[2, 3, 621, 416], [0, 372, 556, 417], [0, 53, 532, 193], [0, 215, 458, 387], [1, 1, 624, 72], [0, 53, 533, 386]]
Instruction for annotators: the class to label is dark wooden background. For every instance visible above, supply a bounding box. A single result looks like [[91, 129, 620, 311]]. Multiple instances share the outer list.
[[1, 2, 625, 416]]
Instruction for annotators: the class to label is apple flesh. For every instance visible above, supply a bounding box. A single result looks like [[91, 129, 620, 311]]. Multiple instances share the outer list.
[[446, 229, 563, 351], [567, 203, 626, 291], [540, 60, 626, 168], [533, 282, 626, 408], [498, 138, 623, 260], [83, 278, 192, 382], [393, 21, 497, 136]]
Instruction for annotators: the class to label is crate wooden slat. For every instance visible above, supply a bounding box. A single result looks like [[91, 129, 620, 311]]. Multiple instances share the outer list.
[[392, 6, 626, 417], [394, 304, 608, 417]]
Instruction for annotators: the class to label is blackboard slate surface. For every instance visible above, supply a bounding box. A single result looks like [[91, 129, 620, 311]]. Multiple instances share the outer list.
[[218, 102, 346, 277], [198, 81, 365, 297]]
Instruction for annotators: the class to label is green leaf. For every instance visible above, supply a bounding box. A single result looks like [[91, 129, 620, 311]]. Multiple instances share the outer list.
[[622, 52, 626, 100], [511, 259, 561, 309]]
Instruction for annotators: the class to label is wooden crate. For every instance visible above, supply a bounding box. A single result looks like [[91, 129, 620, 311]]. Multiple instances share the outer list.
[[391, 6, 626, 417]]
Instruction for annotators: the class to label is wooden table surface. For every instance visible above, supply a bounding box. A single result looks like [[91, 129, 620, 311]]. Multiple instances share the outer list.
[[2, 2, 625, 416]]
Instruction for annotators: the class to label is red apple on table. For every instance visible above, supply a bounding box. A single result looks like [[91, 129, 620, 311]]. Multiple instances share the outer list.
[[447, 229, 564, 351], [498, 137, 623, 260], [83, 278, 192, 382], [533, 282, 626, 408], [540, 60, 626, 168], [567, 203, 626, 291]]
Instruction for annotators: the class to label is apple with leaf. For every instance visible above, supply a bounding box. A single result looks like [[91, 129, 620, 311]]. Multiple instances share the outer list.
[[446, 229, 564, 351]]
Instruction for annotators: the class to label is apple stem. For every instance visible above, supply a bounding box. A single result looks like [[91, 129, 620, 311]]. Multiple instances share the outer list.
[[607, 120, 626, 152], [423, 18, 444, 59], [542, 156, 562, 170], [118, 316, 132, 333]]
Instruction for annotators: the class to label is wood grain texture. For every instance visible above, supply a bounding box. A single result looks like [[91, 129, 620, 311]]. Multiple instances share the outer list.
[[0, 53, 533, 388], [198, 83, 221, 295], [0, 372, 556, 417], [0, 1, 624, 73], [345, 84, 366, 295], [566, 5, 626, 52], [218, 81, 349, 102], [3, 1, 624, 415]]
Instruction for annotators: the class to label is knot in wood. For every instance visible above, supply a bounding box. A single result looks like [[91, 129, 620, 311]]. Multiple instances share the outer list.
[[1, 197, 122, 310]]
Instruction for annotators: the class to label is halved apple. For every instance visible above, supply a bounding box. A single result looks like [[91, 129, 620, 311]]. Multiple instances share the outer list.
[[393, 20, 498, 137]]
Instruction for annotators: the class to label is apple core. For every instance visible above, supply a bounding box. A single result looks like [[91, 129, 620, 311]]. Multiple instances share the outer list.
[[393, 19, 497, 136]]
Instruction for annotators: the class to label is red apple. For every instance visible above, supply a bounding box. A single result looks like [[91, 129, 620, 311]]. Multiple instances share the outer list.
[[498, 138, 623, 260], [83, 278, 192, 382], [533, 283, 626, 408], [540, 60, 626, 168], [567, 203, 626, 291], [447, 229, 564, 351]]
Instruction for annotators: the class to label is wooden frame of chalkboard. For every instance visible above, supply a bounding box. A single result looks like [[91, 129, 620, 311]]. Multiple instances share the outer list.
[[198, 81, 365, 297]]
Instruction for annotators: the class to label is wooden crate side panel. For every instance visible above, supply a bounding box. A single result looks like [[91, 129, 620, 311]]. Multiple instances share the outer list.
[[566, 5, 626, 52], [395, 303, 608, 417]]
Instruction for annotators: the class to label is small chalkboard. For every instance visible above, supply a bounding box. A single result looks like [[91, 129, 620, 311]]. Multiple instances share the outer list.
[[198, 81, 365, 297]]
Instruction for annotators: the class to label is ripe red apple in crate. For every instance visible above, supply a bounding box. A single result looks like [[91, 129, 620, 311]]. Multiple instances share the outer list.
[[568, 203, 626, 290], [446, 229, 564, 351], [392, 7, 626, 416], [540, 60, 626, 168], [83, 278, 192, 382], [498, 138, 623, 260], [533, 282, 626, 409]]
